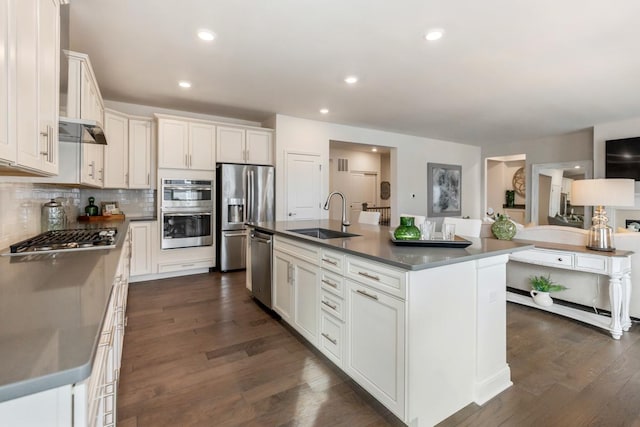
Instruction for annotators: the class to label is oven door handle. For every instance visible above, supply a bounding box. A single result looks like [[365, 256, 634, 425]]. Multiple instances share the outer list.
[[164, 186, 212, 191], [163, 212, 212, 216]]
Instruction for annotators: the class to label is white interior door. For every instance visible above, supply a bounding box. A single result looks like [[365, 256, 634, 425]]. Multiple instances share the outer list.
[[286, 152, 321, 220], [348, 172, 377, 221]]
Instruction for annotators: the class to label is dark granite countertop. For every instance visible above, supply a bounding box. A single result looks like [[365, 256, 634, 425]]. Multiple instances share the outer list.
[[0, 220, 129, 402], [249, 220, 532, 271]]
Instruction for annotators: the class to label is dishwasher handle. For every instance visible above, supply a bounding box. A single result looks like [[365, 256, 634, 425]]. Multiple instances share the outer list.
[[251, 230, 273, 244]]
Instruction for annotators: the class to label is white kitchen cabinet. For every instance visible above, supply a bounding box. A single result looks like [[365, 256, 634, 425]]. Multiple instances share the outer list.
[[130, 221, 154, 277], [346, 279, 405, 418], [0, 0, 11, 164], [128, 118, 152, 188], [217, 126, 273, 165], [104, 110, 152, 189], [65, 50, 103, 126], [157, 116, 215, 170], [273, 249, 294, 323], [189, 122, 216, 170], [81, 142, 104, 187], [8, 0, 59, 175], [292, 257, 320, 345]]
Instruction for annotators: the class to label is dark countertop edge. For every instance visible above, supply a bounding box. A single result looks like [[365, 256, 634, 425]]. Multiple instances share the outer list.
[[128, 216, 157, 221], [0, 219, 129, 403], [251, 224, 533, 271]]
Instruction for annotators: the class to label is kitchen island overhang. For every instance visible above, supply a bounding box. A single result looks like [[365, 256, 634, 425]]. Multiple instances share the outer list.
[[249, 220, 532, 426]]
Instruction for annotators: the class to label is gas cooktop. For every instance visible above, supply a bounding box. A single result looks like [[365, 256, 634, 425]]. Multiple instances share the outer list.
[[7, 228, 117, 255]]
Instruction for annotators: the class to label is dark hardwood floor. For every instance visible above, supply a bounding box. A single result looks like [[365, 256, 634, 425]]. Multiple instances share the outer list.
[[118, 272, 640, 427]]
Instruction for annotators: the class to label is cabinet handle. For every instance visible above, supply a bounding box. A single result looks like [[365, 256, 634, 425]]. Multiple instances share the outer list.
[[40, 128, 49, 156], [356, 289, 379, 300], [125, 173, 129, 186], [322, 258, 337, 266], [357, 271, 380, 281], [321, 279, 338, 288], [89, 161, 95, 178], [181, 263, 194, 267], [321, 332, 337, 345], [147, 173, 150, 185], [321, 300, 337, 310], [99, 169, 104, 182], [48, 125, 54, 163], [185, 154, 188, 167], [190, 154, 193, 167], [288, 212, 296, 217]]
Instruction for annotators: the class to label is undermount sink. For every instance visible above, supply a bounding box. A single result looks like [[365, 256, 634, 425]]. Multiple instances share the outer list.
[[287, 228, 360, 239]]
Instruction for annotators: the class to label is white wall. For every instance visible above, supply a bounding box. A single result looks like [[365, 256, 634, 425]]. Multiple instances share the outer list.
[[274, 114, 481, 224], [482, 128, 593, 222]]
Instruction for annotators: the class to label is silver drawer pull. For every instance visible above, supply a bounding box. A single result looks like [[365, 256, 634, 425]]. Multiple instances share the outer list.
[[321, 279, 338, 288], [356, 289, 379, 300], [321, 332, 337, 345], [358, 271, 380, 281], [321, 300, 338, 310], [322, 258, 338, 266]]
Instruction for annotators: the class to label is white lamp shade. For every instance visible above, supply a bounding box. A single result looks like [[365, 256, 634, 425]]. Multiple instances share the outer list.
[[571, 179, 635, 207]]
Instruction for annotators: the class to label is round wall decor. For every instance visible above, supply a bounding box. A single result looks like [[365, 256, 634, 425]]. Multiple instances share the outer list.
[[380, 181, 391, 200], [512, 167, 526, 197]]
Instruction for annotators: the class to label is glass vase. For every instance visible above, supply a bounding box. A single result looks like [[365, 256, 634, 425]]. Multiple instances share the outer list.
[[491, 214, 517, 240], [394, 216, 421, 240]]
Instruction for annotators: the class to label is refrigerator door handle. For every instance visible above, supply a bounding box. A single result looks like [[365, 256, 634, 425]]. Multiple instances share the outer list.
[[247, 170, 254, 221]]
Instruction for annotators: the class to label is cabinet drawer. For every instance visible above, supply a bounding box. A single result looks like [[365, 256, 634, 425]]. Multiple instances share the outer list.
[[320, 290, 345, 321], [345, 256, 406, 299], [320, 269, 345, 297], [158, 259, 213, 273], [320, 248, 345, 274], [510, 249, 573, 269], [274, 236, 320, 264], [320, 311, 344, 367], [575, 254, 608, 273]]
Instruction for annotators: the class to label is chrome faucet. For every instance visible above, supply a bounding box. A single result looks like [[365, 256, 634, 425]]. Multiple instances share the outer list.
[[323, 191, 350, 227]]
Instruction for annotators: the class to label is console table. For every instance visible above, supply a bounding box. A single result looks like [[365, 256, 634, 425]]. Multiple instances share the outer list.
[[508, 240, 632, 339]]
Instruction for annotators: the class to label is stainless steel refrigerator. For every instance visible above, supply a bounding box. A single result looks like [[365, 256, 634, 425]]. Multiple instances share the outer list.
[[216, 163, 275, 272]]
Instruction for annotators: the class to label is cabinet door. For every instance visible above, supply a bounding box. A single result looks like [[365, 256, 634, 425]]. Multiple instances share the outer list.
[[158, 119, 188, 169], [189, 122, 215, 170], [82, 143, 104, 187], [80, 62, 102, 125], [36, 0, 59, 175], [246, 129, 273, 165], [216, 126, 245, 163], [273, 250, 293, 323], [346, 280, 405, 418], [15, 0, 41, 170], [292, 258, 320, 345], [0, 0, 12, 163], [130, 222, 153, 276], [128, 119, 151, 188], [103, 110, 128, 188]]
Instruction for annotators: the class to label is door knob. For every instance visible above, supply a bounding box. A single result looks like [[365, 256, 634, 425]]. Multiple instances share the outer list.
[[288, 212, 296, 216]]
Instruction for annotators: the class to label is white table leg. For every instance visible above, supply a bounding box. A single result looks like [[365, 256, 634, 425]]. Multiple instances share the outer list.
[[609, 273, 623, 339], [622, 271, 632, 332]]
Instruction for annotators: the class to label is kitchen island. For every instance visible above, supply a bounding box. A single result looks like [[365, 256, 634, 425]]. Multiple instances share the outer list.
[[248, 220, 532, 427], [0, 220, 130, 426]]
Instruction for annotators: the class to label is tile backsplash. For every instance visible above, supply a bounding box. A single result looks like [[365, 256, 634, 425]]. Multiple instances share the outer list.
[[0, 182, 156, 250]]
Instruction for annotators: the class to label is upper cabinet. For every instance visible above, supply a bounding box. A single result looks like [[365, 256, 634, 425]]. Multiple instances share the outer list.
[[217, 126, 273, 165], [64, 50, 104, 126], [156, 115, 215, 170], [104, 109, 152, 189], [1, 0, 60, 176]]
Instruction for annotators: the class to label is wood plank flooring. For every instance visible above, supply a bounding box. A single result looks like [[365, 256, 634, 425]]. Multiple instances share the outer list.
[[118, 272, 640, 427]]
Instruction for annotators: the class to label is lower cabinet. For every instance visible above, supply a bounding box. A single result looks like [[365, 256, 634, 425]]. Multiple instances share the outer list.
[[272, 249, 294, 324], [345, 279, 405, 417], [292, 258, 320, 345], [129, 221, 154, 278]]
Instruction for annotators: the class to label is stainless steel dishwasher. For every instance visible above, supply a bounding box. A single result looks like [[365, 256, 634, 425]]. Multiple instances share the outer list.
[[250, 229, 273, 308]]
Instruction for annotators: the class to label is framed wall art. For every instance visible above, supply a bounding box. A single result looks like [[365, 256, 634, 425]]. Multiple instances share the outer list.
[[427, 163, 461, 217]]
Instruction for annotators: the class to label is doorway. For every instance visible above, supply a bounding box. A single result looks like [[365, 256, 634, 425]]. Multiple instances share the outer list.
[[484, 154, 526, 221], [329, 141, 391, 223]]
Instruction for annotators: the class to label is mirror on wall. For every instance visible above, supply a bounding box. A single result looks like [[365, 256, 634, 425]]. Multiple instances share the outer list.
[[531, 160, 593, 229]]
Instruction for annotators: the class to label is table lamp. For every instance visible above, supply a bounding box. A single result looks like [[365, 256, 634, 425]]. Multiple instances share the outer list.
[[571, 179, 635, 251]]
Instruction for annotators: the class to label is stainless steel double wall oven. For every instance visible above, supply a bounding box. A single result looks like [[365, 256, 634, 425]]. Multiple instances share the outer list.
[[161, 179, 214, 249]]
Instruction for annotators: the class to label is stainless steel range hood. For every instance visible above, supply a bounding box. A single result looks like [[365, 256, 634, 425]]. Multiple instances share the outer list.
[[58, 117, 107, 145]]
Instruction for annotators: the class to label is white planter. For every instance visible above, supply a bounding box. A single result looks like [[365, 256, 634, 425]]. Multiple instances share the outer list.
[[530, 290, 553, 307]]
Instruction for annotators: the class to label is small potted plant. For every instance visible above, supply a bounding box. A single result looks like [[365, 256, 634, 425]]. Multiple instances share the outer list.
[[529, 274, 568, 307]]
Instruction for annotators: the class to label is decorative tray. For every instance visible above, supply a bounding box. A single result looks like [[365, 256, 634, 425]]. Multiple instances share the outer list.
[[390, 235, 472, 248]]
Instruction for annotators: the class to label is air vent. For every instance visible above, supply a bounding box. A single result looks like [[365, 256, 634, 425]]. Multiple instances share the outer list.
[[338, 158, 349, 172]]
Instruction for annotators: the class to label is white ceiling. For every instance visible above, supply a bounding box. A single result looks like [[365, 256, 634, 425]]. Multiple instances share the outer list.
[[68, 0, 640, 147]]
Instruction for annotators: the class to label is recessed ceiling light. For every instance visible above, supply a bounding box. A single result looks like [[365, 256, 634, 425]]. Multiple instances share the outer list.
[[197, 30, 216, 41], [574, 165, 581, 169], [425, 29, 444, 41], [371, 148, 378, 152], [344, 76, 359, 84], [178, 81, 192, 88], [320, 108, 329, 114]]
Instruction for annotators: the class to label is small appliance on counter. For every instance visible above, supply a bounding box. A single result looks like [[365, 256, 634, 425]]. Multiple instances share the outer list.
[[41, 199, 67, 232]]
